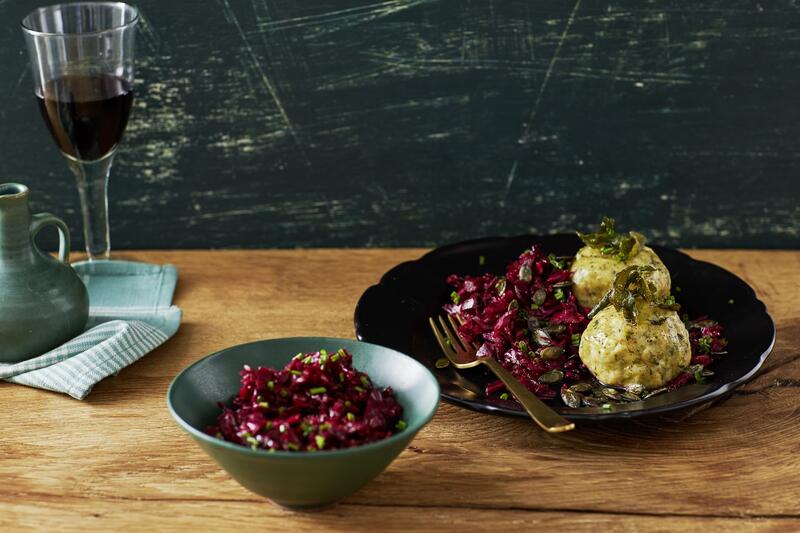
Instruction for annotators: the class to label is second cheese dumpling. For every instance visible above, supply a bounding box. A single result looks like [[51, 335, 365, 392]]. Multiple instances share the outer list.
[[570, 217, 670, 309], [570, 245, 670, 309]]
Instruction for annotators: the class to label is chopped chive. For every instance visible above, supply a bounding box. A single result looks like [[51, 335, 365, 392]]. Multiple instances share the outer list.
[[548, 253, 566, 270], [309, 386, 327, 395], [330, 353, 341, 362], [286, 442, 299, 451], [602, 403, 612, 409], [517, 340, 528, 352], [290, 370, 302, 376], [279, 390, 288, 398], [554, 288, 565, 301], [267, 380, 274, 390], [258, 401, 269, 408], [675, 286, 682, 292], [499, 392, 509, 400], [728, 298, 735, 304], [339, 372, 345, 382], [450, 290, 461, 304], [319, 423, 331, 431], [571, 333, 581, 347], [360, 376, 371, 388], [479, 255, 486, 266], [302, 356, 312, 364], [320, 349, 328, 356], [315, 435, 326, 449], [355, 386, 365, 393], [293, 352, 304, 360], [697, 336, 713, 353], [346, 412, 356, 421], [395, 419, 407, 431]]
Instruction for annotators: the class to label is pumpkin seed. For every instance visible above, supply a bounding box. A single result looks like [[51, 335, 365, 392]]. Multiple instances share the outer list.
[[582, 396, 606, 407], [534, 329, 552, 346], [552, 280, 573, 288], [507, 299, 519, 311], [538, 370, 564, 384], [518, 263, 533, 282], [561, 389, 583, 408], [533, 288, 547, 306], [494, 277, 507, 295], [569, 382, 593, 393], [435, 358, 450, 369], [602, 387, 622, 401], [620, 391, 641, 402], [540, 346, 565, 360], [625, 383, 645, 396]]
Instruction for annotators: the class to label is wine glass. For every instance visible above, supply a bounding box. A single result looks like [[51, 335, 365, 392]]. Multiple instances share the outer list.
[[21, 2, 138, 260]]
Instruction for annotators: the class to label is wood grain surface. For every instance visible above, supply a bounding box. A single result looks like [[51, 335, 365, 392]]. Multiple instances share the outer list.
[[0, 249, 798, 532], [1, 1, 798, 249]]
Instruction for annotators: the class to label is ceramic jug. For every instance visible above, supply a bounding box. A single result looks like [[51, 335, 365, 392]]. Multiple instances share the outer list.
[[0, 183, 88, 363]]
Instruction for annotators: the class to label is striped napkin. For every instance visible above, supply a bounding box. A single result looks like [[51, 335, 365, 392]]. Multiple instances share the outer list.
[[0, 260, 181, 399]]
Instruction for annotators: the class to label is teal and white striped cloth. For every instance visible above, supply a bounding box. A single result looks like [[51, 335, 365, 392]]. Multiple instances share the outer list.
[[0, 261, 181, 399]]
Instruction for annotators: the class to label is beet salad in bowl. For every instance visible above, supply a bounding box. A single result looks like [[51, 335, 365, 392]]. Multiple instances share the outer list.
[[167, 337, 439, 509]]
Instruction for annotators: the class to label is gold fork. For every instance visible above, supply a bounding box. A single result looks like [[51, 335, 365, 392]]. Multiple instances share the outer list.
[[429, 315, 575, 433]]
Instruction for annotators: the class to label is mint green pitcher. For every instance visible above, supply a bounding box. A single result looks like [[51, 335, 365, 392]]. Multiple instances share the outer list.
[[0, 183, 88, 363]]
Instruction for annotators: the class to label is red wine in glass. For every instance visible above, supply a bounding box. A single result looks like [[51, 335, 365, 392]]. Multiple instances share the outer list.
[[35, 73, 133, 162], [23, 2, 138, 259]]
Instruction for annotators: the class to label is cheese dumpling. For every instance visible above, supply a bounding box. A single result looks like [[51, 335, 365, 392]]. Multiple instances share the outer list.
[[571, 245, 670, 309], [570, 217, 670, 309], [580, 300, 690, 389]]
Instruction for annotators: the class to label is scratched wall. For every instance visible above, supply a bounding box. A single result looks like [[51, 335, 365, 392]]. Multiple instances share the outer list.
[[0, 0, 798, 249]]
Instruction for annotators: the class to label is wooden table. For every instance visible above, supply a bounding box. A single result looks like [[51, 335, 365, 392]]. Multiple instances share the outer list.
[[2, 250, 798, 531]]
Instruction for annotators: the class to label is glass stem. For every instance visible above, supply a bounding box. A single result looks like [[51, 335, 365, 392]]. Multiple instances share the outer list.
[[67, 152, 114, 260]]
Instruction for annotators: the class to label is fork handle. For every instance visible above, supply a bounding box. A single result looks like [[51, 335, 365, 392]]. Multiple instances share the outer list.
[[481, 357, 575, 433]]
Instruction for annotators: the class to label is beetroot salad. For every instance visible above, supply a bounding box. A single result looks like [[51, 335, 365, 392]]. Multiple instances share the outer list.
[[444, 246, 727, 407], [207, 348, 405, 451]]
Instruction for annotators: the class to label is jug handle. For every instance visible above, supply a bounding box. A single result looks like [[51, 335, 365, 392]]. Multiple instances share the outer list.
[[30, 213, 70, 264]]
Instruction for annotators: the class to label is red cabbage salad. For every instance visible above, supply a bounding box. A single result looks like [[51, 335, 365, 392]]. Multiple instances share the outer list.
[[207, 348, 405, 451], [444, 245, 727, 407]]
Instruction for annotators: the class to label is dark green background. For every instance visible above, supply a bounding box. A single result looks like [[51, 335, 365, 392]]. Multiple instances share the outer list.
[[1, 0, 797, 249]]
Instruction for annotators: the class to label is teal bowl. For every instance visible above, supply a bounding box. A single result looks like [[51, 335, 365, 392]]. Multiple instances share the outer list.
[[167, 337, 440, 509]]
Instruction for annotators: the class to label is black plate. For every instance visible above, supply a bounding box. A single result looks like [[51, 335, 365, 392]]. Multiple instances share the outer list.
[[354, 234, 776, 420]]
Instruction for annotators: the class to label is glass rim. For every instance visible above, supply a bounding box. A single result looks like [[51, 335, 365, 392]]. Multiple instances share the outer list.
[[20, 2, 139, 37]]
